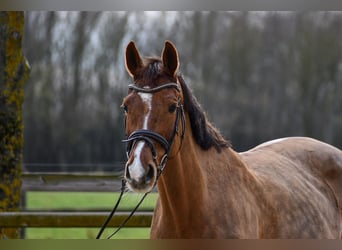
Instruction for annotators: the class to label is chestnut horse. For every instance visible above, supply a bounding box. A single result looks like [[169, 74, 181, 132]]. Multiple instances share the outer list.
[[122, 40, 342, 238]]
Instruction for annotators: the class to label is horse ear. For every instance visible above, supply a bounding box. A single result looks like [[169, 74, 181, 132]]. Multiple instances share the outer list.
[[125, 41, 143, 78], [162, 41, 179, 77]]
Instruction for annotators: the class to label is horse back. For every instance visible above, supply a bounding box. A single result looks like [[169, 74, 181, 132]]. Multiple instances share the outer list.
[[240, 137, 342, 238]]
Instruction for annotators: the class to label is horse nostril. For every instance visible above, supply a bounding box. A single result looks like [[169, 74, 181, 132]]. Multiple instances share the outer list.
[[146, 164, 154, 183]]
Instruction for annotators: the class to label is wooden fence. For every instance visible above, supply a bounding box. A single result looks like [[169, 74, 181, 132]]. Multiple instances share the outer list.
[[0, 172, 154, 231]]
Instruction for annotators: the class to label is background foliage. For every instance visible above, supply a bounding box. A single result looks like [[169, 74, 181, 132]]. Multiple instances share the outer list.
[[23, 12, 342, 172]]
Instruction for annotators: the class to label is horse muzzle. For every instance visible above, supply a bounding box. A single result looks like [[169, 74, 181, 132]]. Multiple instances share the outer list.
[[124, 141, 159, 193]]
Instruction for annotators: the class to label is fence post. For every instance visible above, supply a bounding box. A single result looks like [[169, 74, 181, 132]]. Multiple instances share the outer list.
[[0, 11, 30, 239]]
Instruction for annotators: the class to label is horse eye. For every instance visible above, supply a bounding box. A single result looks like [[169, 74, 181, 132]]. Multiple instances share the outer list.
[[168, 104, 177, 113]]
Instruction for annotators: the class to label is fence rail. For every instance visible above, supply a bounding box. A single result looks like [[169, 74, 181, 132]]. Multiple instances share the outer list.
[[0, 172, 154, 234], [21, 171, 124, 192], [0, 211, 153, 228]]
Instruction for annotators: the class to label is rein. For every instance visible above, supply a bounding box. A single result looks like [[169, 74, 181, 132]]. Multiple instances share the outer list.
[[96, 82, 185, 239]]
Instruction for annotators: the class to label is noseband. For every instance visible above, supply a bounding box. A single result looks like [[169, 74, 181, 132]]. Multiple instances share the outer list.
[[123, 82, 186, 173]]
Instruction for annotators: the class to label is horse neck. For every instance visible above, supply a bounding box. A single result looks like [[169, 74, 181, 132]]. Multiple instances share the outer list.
[[157, 129, 207, 208], [156, 121, 258, 227], [155, 130, 208, 229]]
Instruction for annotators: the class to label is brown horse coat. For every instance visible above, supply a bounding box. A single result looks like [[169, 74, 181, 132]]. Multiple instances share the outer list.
[[241, 137, 342, 238], [123, 41, 342, 239], [151, 137, 342, 238]]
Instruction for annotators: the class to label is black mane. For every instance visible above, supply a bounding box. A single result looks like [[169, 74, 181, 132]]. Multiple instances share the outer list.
[[178, 75, 230, 152]]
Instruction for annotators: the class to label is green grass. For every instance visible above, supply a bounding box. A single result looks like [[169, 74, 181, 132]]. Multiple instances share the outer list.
[[25, 191, 158, 239]]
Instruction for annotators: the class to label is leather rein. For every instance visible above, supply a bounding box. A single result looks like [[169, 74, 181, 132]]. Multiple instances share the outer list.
[[96, 82, 185, 239]]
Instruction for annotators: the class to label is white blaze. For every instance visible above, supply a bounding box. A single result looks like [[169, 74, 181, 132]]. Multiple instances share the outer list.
[[139, 92, 152, 128], [128, 92, 152, 180]]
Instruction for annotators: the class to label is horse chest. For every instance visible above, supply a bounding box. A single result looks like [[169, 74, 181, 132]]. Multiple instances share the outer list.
[[150, 197, 260, 239]]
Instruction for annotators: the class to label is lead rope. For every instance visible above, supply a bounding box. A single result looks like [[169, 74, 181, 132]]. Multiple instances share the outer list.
[[96, 179, 126, 239], [96, 157, 169, 240], [106, 191, 150, 239]]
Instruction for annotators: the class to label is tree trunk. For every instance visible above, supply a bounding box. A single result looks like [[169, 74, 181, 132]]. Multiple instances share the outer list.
[[0, 11, 30, 239]]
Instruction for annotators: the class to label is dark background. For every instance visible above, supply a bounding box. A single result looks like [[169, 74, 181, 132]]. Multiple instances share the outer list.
[[22, 12, 342, 172]]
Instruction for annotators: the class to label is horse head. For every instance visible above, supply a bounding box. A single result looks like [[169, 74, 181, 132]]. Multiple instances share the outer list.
[[122, 41, 185, 193]]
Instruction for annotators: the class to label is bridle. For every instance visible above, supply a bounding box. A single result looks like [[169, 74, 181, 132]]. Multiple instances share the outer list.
[[123, 82, 186, 174], [96, 82, 186, 239]]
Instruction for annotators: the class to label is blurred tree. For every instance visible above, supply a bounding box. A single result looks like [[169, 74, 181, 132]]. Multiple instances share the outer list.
[[293, 13, 342, 145], [0, 11, 30, 239], [23, 12, 129, 171], [21, 12, 342, 171]]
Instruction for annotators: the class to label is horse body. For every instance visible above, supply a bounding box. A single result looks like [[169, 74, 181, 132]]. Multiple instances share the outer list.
[[241, 137, 342, 238], [122, 40, 342, 238], [151, 136, 342, 238]]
